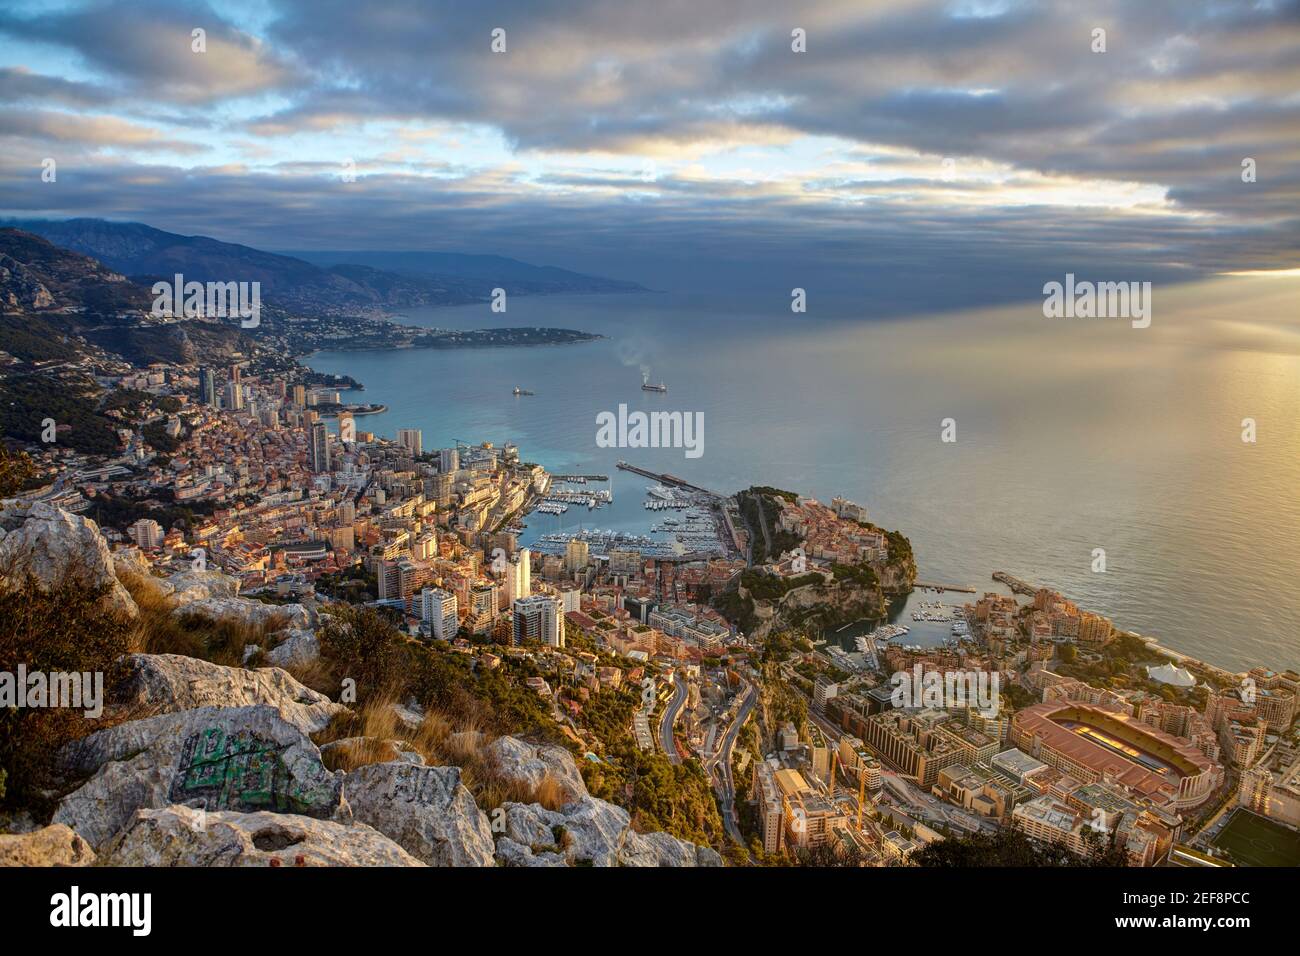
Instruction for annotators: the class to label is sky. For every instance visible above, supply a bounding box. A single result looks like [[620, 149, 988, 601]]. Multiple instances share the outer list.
[[0, 0, 1297, 303]]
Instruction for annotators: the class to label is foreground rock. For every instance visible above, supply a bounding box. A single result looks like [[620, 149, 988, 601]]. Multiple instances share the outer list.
[[159, 568, 240, 603], [265, 628, 321, 668], [0, 824, 95, 867], [0, 500, 137, 617], [113, 653, 346, 734], [495, 796, 722, 867], [181, 597, 311, 632], [486, 735, 588, 804], [102, 806, 422, 867], [54, 704, 344, 849], [344, 763, 494, 866]]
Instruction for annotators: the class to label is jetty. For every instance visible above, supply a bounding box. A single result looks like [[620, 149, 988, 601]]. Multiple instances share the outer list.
[[913, 581, 976, 594], [992, 571, 1038, 596], [616, 460, 718, 497]]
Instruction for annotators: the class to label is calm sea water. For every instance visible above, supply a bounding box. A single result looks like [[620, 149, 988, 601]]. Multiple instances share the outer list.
[[307, 276, 1300, 673]]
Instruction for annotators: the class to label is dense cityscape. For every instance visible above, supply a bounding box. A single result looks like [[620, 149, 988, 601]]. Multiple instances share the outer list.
[[3, 318, 1296, 869], [1, 0, 1296, 938]]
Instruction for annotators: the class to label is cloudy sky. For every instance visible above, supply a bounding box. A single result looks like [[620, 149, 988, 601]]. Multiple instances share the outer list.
[[1, 0, 1297, 303]]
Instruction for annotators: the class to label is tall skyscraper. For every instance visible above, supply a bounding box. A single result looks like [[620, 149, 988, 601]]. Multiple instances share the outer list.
[[512, 594, 565, 648], [310, 420, 331, 473], [439, 447, 459, 474], [420, 588, 459, 642], [224, 380, 244, 411], [505, 548, 531, 603], [292, 384, 307, 407], [397, 428, 423, 457], [337, 411, 355, 442], [198, 367, 217, 407]]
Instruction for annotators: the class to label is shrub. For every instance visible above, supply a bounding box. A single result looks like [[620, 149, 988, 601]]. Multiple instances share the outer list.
[[0, 572, 134, 813]]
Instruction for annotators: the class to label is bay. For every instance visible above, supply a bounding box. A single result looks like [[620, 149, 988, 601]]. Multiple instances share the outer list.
[[307, 276, 1300, 673]]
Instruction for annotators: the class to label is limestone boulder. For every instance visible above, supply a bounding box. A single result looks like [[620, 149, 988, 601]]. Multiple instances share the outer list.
[[101, 806, 422, 867], [111, 653, 346, 734], [493, 796, 722, 867], [54, 704, 343, 849], [0, 501, 136, 617], [265, 628, 320, 668], [0, 824, 95, 866], [160, 568, 240, 603], [485, 735, 588, 804], [344, 763, 494, 867], [181, 597, 311, 632]]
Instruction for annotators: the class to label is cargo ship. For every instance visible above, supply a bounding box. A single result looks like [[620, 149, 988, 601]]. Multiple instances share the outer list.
[[512, 386, 535, 396], [641, 371, 667, 393]]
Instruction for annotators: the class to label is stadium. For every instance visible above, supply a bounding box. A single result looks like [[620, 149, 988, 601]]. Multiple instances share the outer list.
[[1009, 702, 1223, 809]]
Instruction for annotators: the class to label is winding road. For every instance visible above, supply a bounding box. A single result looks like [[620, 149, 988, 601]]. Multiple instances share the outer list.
[[659, 671, 688, 764], [708, 679, 757, 846]]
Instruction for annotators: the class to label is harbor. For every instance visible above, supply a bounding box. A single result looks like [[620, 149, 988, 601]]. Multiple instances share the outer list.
[[523, 467, 730, 560]]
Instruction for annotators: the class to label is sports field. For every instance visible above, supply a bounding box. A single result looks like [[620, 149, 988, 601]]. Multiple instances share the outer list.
[[1210, 809, 1300, 867]]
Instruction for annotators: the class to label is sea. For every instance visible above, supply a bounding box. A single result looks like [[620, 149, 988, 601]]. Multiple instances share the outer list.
[[306, 274, 1300, 673]]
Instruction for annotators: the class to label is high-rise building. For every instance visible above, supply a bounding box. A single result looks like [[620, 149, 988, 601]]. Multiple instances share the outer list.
[[310, 420, 331, 473], [198, 367, 217, 407], [414, 531, 438, 560], [512, 594, 565, 647], [608, 549, 641, 576], [292, 384, 307, 407], [439, 447, 459, 474], [224, 380, 244, 411], [505, 548, 531, 603], [564, 538, 589, 574], [420, 588, 459, 642], [427, 473, 453, 508], [467, 582, 498, 636], [128, 518, 164, 549], [397, 428, 423, 457]]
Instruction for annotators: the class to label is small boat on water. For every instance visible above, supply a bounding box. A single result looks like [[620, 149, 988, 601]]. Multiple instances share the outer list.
[[513, 386, 535, 396], [641, 370, 667, 393]]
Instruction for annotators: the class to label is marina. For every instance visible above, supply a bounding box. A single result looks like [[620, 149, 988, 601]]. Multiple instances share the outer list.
[[911, 599, 957, 623], [524, 474, 730, 560]]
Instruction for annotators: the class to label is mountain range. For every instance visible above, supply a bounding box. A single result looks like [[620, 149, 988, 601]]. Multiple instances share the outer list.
[[6, 219, 646, 314]]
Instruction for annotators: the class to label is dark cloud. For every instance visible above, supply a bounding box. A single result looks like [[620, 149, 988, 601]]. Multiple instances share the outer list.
[[0, 0, 1296, 295]]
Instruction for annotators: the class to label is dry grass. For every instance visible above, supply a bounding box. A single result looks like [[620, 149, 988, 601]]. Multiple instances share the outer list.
[[119, 571, 287, 666], [283, 655, 336, 697], [312, 696, 568, 811]]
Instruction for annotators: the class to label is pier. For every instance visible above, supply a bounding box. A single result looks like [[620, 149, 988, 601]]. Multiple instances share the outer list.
[[913, 581, 976, 594], [992, 571, 1038, 596], [552, 474, 608, 483], [615, 460, 719, 497]]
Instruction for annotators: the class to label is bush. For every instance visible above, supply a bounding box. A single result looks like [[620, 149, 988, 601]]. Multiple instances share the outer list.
[[0, 573, 134, 813]]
